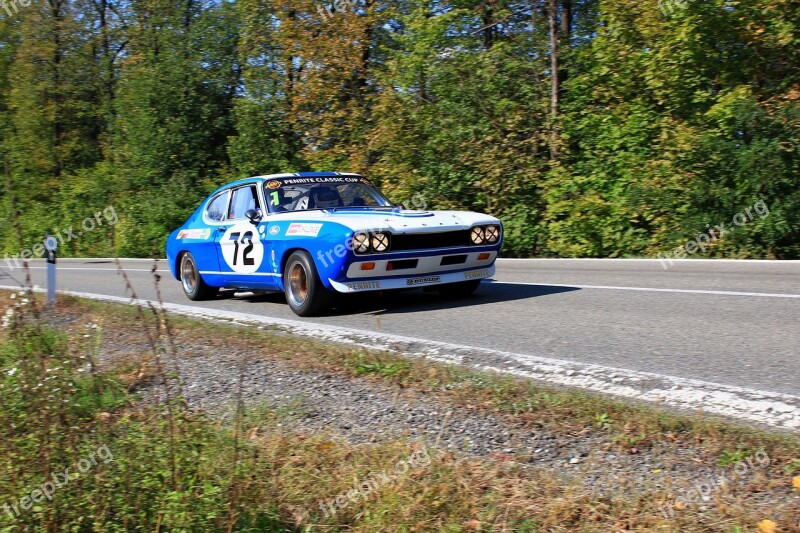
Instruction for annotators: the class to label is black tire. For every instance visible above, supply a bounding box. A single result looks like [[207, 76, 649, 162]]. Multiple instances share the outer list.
[[437, 279, 482, 298], [180, 252, 219, 301], [283, 251, 333, 316]]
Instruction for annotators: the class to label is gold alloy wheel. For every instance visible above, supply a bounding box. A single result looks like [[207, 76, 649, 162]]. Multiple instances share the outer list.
[[287, 262, 309, 307], [181, 255, 197, 294]]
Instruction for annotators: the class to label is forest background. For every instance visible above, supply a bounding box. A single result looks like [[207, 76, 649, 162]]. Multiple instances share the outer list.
[[0, 0, 797, 259]]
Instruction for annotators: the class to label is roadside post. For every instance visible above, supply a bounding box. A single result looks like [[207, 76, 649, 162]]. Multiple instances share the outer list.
[[44, 232, 57, 306]]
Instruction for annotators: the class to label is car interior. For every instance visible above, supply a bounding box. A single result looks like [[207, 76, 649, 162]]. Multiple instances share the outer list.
[[265, 183, 385, 213]]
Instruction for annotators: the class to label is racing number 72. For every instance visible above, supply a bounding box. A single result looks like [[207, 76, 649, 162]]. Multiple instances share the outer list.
[[229, 231, 255, 266]]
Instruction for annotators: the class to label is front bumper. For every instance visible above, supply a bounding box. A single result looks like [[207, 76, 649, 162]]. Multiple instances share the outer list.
[[328, 264, 495, 293]]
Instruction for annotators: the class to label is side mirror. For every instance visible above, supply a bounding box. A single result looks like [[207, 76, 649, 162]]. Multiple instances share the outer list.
[[245, 209, 262, 225]]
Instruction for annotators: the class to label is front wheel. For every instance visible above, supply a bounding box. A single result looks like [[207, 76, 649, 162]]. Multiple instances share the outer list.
[[437, 279, 482, 298], [180, 252, 219, 301], [283, 251, 332, 316]]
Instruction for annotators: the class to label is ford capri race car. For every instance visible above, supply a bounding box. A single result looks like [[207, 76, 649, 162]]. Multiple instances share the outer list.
[[166, 172, 503, 316]]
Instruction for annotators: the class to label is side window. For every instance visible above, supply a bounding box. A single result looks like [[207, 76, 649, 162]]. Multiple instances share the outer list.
[[228, 186, 260, 219], [206, 192, 229, 222]]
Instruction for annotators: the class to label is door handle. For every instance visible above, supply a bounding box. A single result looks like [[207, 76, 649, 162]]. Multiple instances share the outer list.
[[217, 227, 227, 232]]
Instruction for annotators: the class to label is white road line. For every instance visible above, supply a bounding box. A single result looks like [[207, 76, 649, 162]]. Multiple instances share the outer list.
[[26, 257, 158, 262], [488, 281, 800, 299], [1, 284, 798, 431], [10, 264, 799, 298], [17, 256, 800, 266], [9, 261, 798, 298], [19, 267, 170, 273], [497, 257, 800, 264]]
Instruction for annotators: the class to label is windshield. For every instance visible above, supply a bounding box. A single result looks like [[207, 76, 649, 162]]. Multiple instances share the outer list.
[[264, 176, 394, 213]]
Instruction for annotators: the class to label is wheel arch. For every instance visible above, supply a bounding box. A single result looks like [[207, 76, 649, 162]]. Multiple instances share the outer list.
[[280, 246, 310, 269], [173, 250, 187, 281], [278, 246, 336, 291], [279, 247, 308, 289]]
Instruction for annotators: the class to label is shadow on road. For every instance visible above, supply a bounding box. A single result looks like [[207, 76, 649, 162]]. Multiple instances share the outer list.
[[220, 281, 581, 317]]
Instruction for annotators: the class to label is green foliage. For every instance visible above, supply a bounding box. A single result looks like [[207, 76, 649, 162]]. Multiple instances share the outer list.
[[784, 458, 800, 475], [350, 354, 411, 377], [718, 446, 754, 467], [0, 299, 289, 531], [0, 0, 797, 258], [593, 412, 613, 430]]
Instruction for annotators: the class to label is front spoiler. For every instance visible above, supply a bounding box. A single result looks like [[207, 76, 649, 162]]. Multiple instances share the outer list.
[[328, 265, 495, 293]]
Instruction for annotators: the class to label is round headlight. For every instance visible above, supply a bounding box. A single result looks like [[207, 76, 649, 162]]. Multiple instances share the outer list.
[[485, 225, 499, 243], [353, 232, 370, 253], [371, 232, 390, 252], [470, 227, 485, 245]]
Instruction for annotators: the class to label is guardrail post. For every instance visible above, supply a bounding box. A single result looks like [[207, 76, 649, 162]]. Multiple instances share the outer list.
[[44, 233, 57, 306]]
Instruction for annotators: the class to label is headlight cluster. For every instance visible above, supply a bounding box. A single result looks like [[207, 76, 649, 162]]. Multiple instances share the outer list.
[[470, 225, 500, 245], [353, 231, 391, 254]]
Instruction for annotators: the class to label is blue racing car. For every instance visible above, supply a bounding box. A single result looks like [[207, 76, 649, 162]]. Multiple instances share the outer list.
[[165, 172, 503, 316]]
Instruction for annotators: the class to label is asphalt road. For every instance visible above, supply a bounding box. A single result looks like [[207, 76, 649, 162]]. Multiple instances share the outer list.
[[4, 258, 800, 399]]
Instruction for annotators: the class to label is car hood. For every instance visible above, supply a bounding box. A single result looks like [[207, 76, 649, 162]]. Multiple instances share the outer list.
[[269, 209, 499, 234]]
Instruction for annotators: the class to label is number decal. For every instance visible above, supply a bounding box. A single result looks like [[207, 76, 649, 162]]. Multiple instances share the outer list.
[[229, 232, 241, 265], [221, 224, 264, 274], [270, 191, 280, 206], [241, 231, 255, 266]]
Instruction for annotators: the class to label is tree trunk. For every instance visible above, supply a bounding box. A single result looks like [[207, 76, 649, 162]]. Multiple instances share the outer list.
[[548, 0, 559, 160], [560, 0, 572, 41], [49, 0, 64, 177], [559, 0, 571, 87], [482, 1, 494, 50], [283, 8, 298, 165]]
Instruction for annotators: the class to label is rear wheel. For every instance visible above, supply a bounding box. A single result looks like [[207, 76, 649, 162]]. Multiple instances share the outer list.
[[437, 279, 482, 298], [180, 252, 219, 301], [283, 251, 332, 316]]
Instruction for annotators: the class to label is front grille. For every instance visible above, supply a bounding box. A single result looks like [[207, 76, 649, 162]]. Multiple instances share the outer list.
[[391, 230, 471, 251]]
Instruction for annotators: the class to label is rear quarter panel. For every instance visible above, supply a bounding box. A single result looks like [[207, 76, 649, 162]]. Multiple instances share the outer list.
[[166, 208, 223, 286]]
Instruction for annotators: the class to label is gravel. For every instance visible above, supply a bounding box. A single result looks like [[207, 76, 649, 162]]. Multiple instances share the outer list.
[[130, 344, 791, 504], [45, 308, 800, 516]]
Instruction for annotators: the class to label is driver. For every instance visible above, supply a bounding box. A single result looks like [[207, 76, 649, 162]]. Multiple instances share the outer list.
[[310, 186, 343, 209], [269, 188, 292, 212]]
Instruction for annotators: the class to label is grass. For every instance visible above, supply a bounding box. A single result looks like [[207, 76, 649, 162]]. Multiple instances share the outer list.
[[60, 292, 800, 462], [1, 288, 799, 531], [348, 354, 412, 377]]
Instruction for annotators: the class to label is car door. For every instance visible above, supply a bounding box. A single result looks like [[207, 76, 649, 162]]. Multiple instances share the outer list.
[[215, 184, 278, 289], [191, 189, 230, 286]]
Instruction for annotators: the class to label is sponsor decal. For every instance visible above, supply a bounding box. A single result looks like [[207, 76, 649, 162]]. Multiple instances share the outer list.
[[220, 223, 265, 274], [406, 275, 441, 286], [177, 228, 211, 240], [270, 176, 363, 186], [464, 269, 490, 280], [269, 225, 281, 236], [286, 223, 323, 237], [346, 281, 381, 291]]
